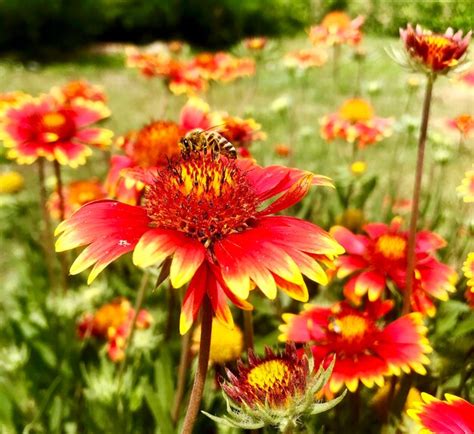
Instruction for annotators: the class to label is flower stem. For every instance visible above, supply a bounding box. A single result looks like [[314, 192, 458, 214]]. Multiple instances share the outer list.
[[171, 327, 193, 425], [402, 75, 435, 315], [243, 310, 255, 353], [181, 296, 213, 434], [37, 158, 56, 290], [53, 160, 68, 292]]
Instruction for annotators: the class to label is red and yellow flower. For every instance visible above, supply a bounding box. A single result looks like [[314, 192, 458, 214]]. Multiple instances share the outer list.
[[51, 80, 107, 105], [215, 114, 266, 154], [320, 98, 392, 148], [77, 298, 152, 362], [0, 91, 32, 117], [284, 48, 328, 70], [244, 37, 268, 51], [193, 52, 255, 83], [47, 179, 107, 220], [280, 299, 432, 394], [330, 219, 457, 316], [0, 95, 112, 167], [463, 252, 474, 308], [56, 154, 344, 335], [310, 12, 364, 46], [206, 343, 344, 430], [105, 98, 212, 205], [407, 393, 474, 434], [456, 166, 474, 203], [399, 24, 472, 74]]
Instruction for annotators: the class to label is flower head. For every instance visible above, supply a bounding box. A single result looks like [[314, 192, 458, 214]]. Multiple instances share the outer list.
[[456, 166, 474, 203], [320, 99, 392, 148], [51, 80, 107, 105], [275, 144, 291, 157], [397, 24, 472, 75], [56, 153, 343, 335], [447, 114, 474, 137], [331, 219, 457, 316], [244, 37, 268, 51], [192, 318, 243, 365], [47, 179, 107, 220], [407, 393, 474, 434], [193, 52, 255, 83], [280, 299, 432, 394], [216, 115, 266, 150], [77, 298, 152, 362], [284, 48, 328, 70], [204, 343, 345, 431], [0, 170, 25, 194], [310, 12, 364, 46], [0, 96, 112, 167], [0, 91, 31, 117]]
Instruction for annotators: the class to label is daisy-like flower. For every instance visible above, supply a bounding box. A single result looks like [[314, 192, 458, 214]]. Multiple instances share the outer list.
[[105, 98, 211, 205], [320, 98, 393, 148], [283, 48, 328, 70], [204, 343, 345, 431], [456, 166, 474, 203], [331, 219, 457, 316], [51, 80, 107, 105], [47, 179, 107, 220], [275, 144, 291, 157], [397, 24, 472, 75], [192, 52, 255, 83], [0, 95, 112, 167], [77, 298, 152, 362], [216, 114, 266, 154], [463, 252, 474, 308], [447, 114, 474, 137], [407, 393, 474, 434], [310, 11, 365, 47], [244, 37, 268, 51], [280, 299, 432, 394], [192, 318, 243, 365], [56, 154, 344, 335]]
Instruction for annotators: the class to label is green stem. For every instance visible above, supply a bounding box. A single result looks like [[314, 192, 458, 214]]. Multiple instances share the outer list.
[[402, 75, 435, 315], [181, 296, 213, 434]]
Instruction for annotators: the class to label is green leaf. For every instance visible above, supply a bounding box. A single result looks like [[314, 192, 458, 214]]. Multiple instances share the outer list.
[[143, 383, 174, 434], [154, 348, 175, 413]]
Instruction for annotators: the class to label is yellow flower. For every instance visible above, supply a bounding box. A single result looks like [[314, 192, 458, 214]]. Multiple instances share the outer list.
[[192, 319, 243, 364], [350, 160, 367, 175], [456, 166, 474, 203], [0, 171, 24, 194], [339, 98, 374, 122]]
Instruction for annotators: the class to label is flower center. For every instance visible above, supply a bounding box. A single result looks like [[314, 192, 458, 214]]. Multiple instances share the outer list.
[[423, 34, 452, 49], [322, 11, 351, 30], [40, 111, 75, 142], [339, 98, 374, 122], [131, 121, 182, 167], [375, 234, 407, 260], [330, 314, 368, 341], [43, 112, 66, 129], [247, 360, 290, 392], [144, 154, 259, 247]]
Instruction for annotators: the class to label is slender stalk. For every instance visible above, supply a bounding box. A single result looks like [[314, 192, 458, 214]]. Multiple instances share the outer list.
[[243, 310, 255, 353], [117, 272, 150, 388], [37, 158, 56, 290], [402, 75, 435, 315], [53, 160, 68, 292], [171, 328, 193, 425], [181, 296, 213, 434]]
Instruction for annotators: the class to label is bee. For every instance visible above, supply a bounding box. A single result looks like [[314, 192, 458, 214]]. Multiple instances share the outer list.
[[179, 127, 237, 160]]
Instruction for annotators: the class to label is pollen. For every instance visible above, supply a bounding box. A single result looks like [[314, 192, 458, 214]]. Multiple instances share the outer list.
[[247, 360, 290, 391], [375, 234, 407, 260], [423, 35, 452, 49], [332, 314, 368, 341], [144, 154, 259, 247], [339, 98, 374, 122]]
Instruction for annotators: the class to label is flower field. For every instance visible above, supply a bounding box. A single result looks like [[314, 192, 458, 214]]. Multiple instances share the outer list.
[[0, 13, 473, 434]]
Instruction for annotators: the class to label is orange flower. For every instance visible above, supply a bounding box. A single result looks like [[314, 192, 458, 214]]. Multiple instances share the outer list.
[[47, 179, 107, 220], [456, 166, 474, 203], [193, 52, 255, 83], [320, 98, 392, 148], [168, 40, 184, 53], [0, 95, 112, 167], [56, 154, 343, 335], [399, 24, 471, 74], [284, 48, 328, 70], [447, 114, 474, 137], [216, 115, 266, 149], [51, 80, 107, 105], [407, 393, 474, 434], [275, 144, 291, 157], [77, 298, 152, 362], [244, 37, 268, 51], [310, 11, 364, 46]]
